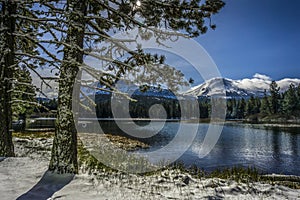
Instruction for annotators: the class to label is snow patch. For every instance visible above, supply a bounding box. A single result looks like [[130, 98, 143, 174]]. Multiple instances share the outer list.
[[185, 74, 300, 98], [1, 136, 299, 199], [253, 73, 272, 81]]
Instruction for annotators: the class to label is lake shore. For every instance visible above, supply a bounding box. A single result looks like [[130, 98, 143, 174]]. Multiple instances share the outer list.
[[224, 120, 300, 128], [1, 156, 300, 200], [191, 118, 300, 128], [0, 133, 298, 199]]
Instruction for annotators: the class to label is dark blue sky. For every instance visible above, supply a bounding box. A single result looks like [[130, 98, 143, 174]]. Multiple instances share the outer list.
[[196, 0, 300, 80], [38, 0, 300, 86]]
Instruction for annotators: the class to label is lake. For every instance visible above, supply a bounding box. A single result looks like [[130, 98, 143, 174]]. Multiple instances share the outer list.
[[80, 120, 300, 175], [128, 122, 300, 175]]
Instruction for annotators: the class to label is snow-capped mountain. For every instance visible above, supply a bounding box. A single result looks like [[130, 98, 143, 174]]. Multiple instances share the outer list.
[[184, 77, 254, 98], [184, 74, 300, 98], [81, 74, 300, 99]]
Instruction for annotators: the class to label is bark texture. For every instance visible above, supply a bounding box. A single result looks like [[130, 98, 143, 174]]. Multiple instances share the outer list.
[[0, 0, 16, 157], [49, 0, 86, 174]]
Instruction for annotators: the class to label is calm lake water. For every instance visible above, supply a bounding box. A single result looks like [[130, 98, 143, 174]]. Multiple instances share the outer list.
[[85, 120, 300, 175], [129, 122, 300, 175]]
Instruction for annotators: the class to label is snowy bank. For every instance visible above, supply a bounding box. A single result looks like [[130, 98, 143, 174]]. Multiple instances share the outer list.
[[0, 135, 299, 199]]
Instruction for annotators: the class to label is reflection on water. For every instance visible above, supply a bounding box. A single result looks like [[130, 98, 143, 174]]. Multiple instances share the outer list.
[[93, 121, 300, 175], [134, 122, 300, 175]]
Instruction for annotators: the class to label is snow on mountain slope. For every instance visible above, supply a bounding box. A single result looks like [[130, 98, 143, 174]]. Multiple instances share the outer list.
[[184, 77, 253, 98], [81, 74, 300, 99], [185, 74, 300, 98]]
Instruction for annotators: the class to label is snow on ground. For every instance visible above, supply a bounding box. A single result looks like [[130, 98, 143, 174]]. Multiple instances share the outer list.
[[0, 157, 48, 200], [0, 136, 299, 200]]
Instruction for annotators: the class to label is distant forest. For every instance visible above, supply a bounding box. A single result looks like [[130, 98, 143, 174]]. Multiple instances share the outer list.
[[94, 81, 300, 121], [37, 81, 300, 121], [225, 81, 300, 121]]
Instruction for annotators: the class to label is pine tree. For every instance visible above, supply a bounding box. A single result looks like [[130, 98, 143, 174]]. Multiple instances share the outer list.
[[0, 0, 16, 156], [296, 84, 300, 112], [245, 96, 255, 116], [45, 0, 225, 173], [48, 0, 87, 174], [0, 0, 54, 156], [12, 66, 37, 129], [226, 99, 233, 118], [246, 96, 260, 116], [1, 0, 60, 156], [282, 83, 297, 116], [236, 98, 246, 119], [254, 97, 261, 114], [199, 98, 210, 118], [231, 98, 237, 118], [269, 81, 280, 114], [260, 90, 270, 115]]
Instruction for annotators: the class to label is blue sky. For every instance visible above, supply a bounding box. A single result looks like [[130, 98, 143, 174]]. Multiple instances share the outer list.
[[195, 0, 300, 80], [35, 0, 300, 90]]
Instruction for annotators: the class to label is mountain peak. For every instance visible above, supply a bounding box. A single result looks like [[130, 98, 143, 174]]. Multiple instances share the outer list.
[[184, 75, 300, 98]]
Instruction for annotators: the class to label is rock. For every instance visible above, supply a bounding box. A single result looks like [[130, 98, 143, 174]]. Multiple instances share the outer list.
[[182, 175, 190, 185]]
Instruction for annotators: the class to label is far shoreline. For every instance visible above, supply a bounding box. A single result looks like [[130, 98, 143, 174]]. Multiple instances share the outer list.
[[181, 118, 300, 128]]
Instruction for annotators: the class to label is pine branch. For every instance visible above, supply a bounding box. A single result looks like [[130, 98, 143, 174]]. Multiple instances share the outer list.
[[15, 52, 59, 67], [79, 90, 96, 107], [86, 20, 136, 53], [14, 34, 62, 64], [85, 15, 120, 26], [11, 99, 50, 112], [13, 14, 65, 23], [80, 63, 115, 78], [17, 60, 53, 89], [10, 90, 36, 96]]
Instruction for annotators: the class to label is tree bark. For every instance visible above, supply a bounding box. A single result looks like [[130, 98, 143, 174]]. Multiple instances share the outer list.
[[49, 0, 87, 174], [0, 0, 16, 157]]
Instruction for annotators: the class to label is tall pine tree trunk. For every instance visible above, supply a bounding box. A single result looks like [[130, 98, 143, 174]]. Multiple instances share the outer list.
[[49, 0, 86, 174], [0, 0, 16, 157]]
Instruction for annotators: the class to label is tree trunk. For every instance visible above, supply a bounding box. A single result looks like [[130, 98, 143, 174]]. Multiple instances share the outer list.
[[0, 0, 16, 157], [49, 0, 87, 174]]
